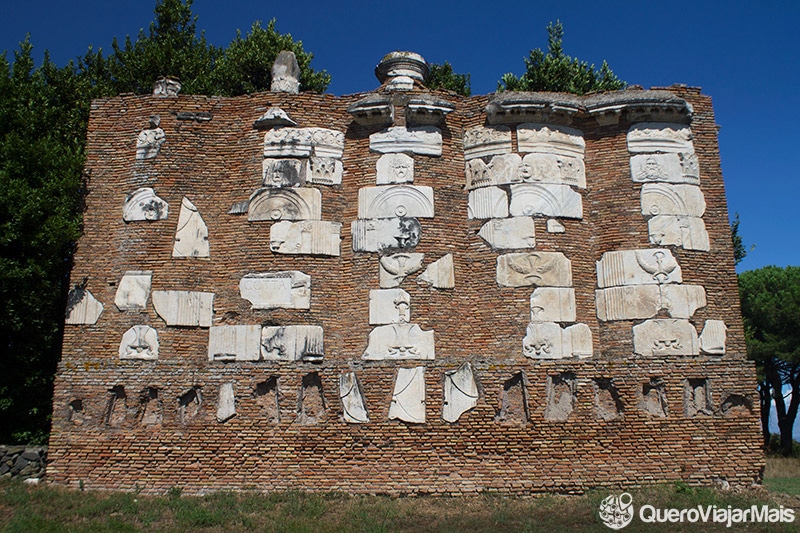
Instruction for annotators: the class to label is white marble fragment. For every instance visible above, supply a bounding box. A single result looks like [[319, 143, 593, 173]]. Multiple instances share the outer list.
[[417, 254, 455, 289], [547, 219, 565, 233], [351, 218, 420, 252], [261, 325, 324, 362], [239, 271, 311, 310], [358, 185, 434, 219], [627, 122, 694, 154], [596, 249, 682, 288], [595, 284, 707, 321], [270, 221, 341, 256], [271, 51, 300, 93], [247, 187, 322, 221], [376, 153, 414, 184], [463, 125, 512, 160], [369, 288, 411, 325], [262, 158, 306, 187], [136, 117, 165, 159], [488, 153, 523, 185], [173, 197, 209, 258], [151, 291, 214, 327], [264, 128, 313, 157], [641, 183, 706, 217], [523, 322, 592, 359], [65, 289, 104, 325], [253, 107, 297, 129], [306, 157, 343, 185], [119, 325, 159, 360], [442, 363, 479, 423], [340, 371, 369, 423], [478, 217, 536, 249], [496, 252, 573, 288], [630, 153, 699, 185], [389, 367, 426, 423], [379, 253, 425, 288], [633, 319, 700, 356], [700, 320, 727, 355], [309, 128, 346, 159], [648, 215, 710, 251], [123, 188, 169, 221], [208, 325, 262, 361], [519, 153, 586, 188], [369, 126, 442, 156], [517, 123, 585, 158], [465, 159, 492, 189], [509, 183, 583, 219], [467, 187, 508, 219], [530, 287, 576, 323], [216, 382, 236, 422], [115, 271, 153, 311], [363, 323, 435, 360]]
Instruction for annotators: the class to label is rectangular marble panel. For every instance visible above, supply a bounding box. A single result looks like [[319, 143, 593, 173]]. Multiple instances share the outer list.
[[627, 122, 694, 154], [517, 123, 585, 158], [479, 217, 536, 250], [519, 153, 586, 189], [351, 218, 420, 252], [264, 128, 313, 158], [632, 318, 699, 356], [261, 325, 324, 362], [630, 153, 699, 185], [530, 287, 576, 322], [270, 221, 341, 256], [358, 185, 434, 219], [239, 271, 311, 309], [648, 215, 709, 251], [467, 187, 508, 219], [641, 183, 706, 217], [463, 125, 512, 160], [497, 252, 572, 288], [376, 153, 414, 184], [509, 183, 583, 219], [208, 325, 262, 361], [523, 322, 592, 359], [369, 126, 442, 156], [596, 249, 682, 288], [115, 271, 153, 311], [369, 288, 411, 325], [262, 158, 306, 188], [152, 290, 214, 327], [595, 284, 706, 321], [247, 187, 322, 221], [363, 323, 435, 360]]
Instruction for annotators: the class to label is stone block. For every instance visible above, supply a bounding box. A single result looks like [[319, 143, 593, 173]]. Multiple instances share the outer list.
[[247, 187, 322, 221], [596, 249, 682, 288], [123, 188, 169, 222], [487, 153, 523, 185], [379, 253, 425, 287], [595, 284, 707, 321], [369, 126, 442, 156], [467, 187, 508, 219], [239, 271, 311, 310], [465, 159, 491, 189], [517, 123, 585, 158], [641, 183, 706, 217], [530, 287, 576, 323], [369, 288, 411, 325], [271, 51, 300, 93], [547, 219, 565, 233], [339, 372, 370, 424], [115, 271, 153, 311], [264, 128, 313, 157], [496, 252, 572, 288], [309, 128, 346, 159], [262, 158, 306, 188], [478, 217, 536, 250], [253, 107, 297, 129], [216, 382, 236, 423], [358, 185, 434, 219], [442, 363, 479, 423], [152, 291, 214, 327], [700, 320, 727, 355], [630, 153, 699, 185], [136, 119, 165, 160], [208, 325, 262, 362], [509, 183, 583, 219], [463, 125, 512, 160], [270, 221, 342, 256], [417, 254, 455, 289], [65, 288, 104, 325], [376, 153, 414, 184], [261, 325, 324, 362], [389, 367, 426, 423], [363, 323, 435, 360], [173, 197, 209, 258], [351, 218, 420, 252], [632, 319, 700, 356], [648, 215, 710, 251], [119, 325, 159, 360], [627, 122, 694, 154], [523, 322, 592, 359], [307, 157, 343, 185], [519, 153, 586, 188]]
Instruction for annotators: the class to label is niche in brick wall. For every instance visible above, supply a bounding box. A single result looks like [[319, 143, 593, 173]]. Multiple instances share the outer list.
[[137, 387, 163, 426], [495, 372, 529, 425], [685, 378, 712, 417], [594, 378, 624, 421], [545, 373, 577, 421], [255, 377, 281, 424], [104, 385, 127, 427], [298, 372, 326, 425], [639, 377, 669, 417], [67, 398, 88, 426], [718, 393, 753, 417], [178, 387, 203, 424]]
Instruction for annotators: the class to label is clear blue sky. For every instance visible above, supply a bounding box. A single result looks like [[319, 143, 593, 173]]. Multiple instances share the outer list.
[[2, 0, 798, 273]]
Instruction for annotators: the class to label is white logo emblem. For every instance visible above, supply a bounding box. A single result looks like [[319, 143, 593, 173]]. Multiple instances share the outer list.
[[599, 492, 634, 530]]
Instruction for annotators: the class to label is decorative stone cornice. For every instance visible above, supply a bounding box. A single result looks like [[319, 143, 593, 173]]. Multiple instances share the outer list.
[[347, 94, 394, 126], [406, 96, 456, 126]]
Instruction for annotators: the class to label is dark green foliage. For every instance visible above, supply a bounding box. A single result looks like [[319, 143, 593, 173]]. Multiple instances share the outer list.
[[425, 61, 471, 96], [499, 21, 626, 95], [730, 212, 753, 266]]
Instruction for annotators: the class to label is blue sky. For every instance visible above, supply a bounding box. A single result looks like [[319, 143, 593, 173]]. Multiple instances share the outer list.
[[2, 0, 798, 272]]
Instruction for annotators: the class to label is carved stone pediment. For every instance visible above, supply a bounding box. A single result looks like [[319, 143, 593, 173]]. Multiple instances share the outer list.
[[347, 94, 394, 127]]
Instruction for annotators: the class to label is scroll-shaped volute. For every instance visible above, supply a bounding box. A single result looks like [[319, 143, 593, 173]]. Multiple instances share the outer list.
[[119, 325, 159, 360], [389, 367, 426, 424], [358, 185, 434, 219], [339, 371, 369, 424], [508, 183, 583, 219], [247, 187, 322, 222], [173, 197, 209, 258], [627, 122, 694, 154], [442, 363, 479, 423], [641, 183, 706, 217], [65, 288, 104, 325], [123, 188, 169, 222], [516, 123, 585, 158]]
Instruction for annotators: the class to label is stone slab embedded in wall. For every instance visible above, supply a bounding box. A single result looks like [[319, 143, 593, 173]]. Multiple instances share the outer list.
[[248, 187, 322, 221], [700, 320, 727, 355], [119, 325, 159, 360], [596, 249, 682, 288], [136, 117, 165, 160], [630, 153, 699, 185], [115, 271, 153, 311], [508, 183, 583, 219], [263, 128, 344, 159], [151, 291, 214, 327], [523, 322, 592, 359], [253, 107, 297, 129], [530, 287, 576, 323], [376, 153, 414, 184], [417, 254, 455, 289], [389, 367, 426, 423], [123, 188, 169, 222], [358, 185, 435, 219], [516, 123, 585, 158], [261, 158, 307, 188], [216, 382, 236, 422], [641, 183, 706, 217], [369, 126, 442, 156], [595, 284, 707, 321], [547, 219, 565, 233], [632, 319, 700, 356], [351, 218, 420, 252], [65, 288, 104, 325], [467, 187, 509, 219], [496, 252, 573, 288], [339, 372, 370, 424], [173, 197, 209, 258], [442, 363, 479, 423], [463, 125, 512, 160], [478, 217, 536, 250], [261, 325, 324, 362], [648, 215, 710, 251], [307, 158, 343, 186], [270, 221, 342, 256], [239, 271, 311, 310], [379, 253, 425, 287], [519, 153, 586, 189], [369, 288, 411, 325], [627, 122, 694, 154], [363, 323, 435, 360], [208, 325, 262, 361]]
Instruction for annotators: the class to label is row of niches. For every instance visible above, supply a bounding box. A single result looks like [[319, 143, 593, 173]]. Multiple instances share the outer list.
[[63, 370, 754, 430]]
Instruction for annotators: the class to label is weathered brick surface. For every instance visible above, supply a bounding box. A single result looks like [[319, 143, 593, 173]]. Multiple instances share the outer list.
[[48, 85, 763, 495]]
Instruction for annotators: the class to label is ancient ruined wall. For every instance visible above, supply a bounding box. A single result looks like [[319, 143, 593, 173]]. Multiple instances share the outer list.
[[48, 56, 762, 495]]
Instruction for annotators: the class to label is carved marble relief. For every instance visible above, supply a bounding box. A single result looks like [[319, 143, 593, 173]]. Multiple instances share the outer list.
[[119, 325, 159, 360], [508, 183, 583, 219], [596, 249, 682, 288], [358, 185, 434, 219], [442, 363, 479, 423], [627, 122, 694, 154], [648, 215, 709, 251], [417, 254, 455, 289], [309, 128, 346, 159], [363, 323, 435, 360], [630, 153, 699, 185], [247, 187, 322, 221], [496, 252, 572, 288], [376, 153, 414, 184], [517, 123, 585, 157], [369, 126, 443, 156], [369, 289, 411, 325], [478, 217, 536, 250], [261, 325, 324, 362], [523, 322, 592, 359], [207, 325, 262, 362], [253, 107, 297, 129], [351, 218, 420, 252], [467, 187, 508, 219], [632, 319, 700, 356], [271, 51, 300, 93], [123, 188, 169, 222], [339, 371, 369, 424], [270, 221, 342, 256], [530, 287, 576, 323], [699, 320, 727, 355], [151, 291, 214, 327], [519, 153, 586, 188], [389, 367, 426, 423], [65, 288, 104, 325], [216, 382, 236, 422], [135, 116, 165, 160], [595, 284, 707, 321], [379, 253, 425, 288], [463, 125, 512, 160], [306, 157, 343, 186], [465, 159, 492, 190], [641, 183, 706, 217], [239, 271, 311, 310], [545, 372, 577, 421], [173, 197, 209, 258], [115, 271, 153, 311], [263, 127, 345, 159], [262, 158, 306, 188]]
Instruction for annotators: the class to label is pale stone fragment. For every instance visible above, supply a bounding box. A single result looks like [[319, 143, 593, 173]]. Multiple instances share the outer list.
[[369, 288, 411, 325], [264, 128, 313, 157], [641, 183, 706, 217], [363, 323, 435, 360], [269, 221, 342, 256], [389, 367, 426, 423], [630, 153, 699, 185], [519, 153, 586, 188], [442, 363, 479, 423], [358, 185, 434, 219], [261, 325, 324, 362], [351, 218, 420, 252], [523, 322, 592, 359], [369, 126, 442, 156], [467, 187, 508, 219], [596, 249, 682, 288], [517, 123, 585, 158], [309, 128, 346, 159], [375, 51, 428, 83], [152, 77, 180, 96], [151, 291, 214, 327], [463, 125, 512, 160], [339, 372, 370, 424], [376, 153, 414, 184], [648, 215, 710, 251], [509, 183, 583, 219], [478, 217, 536, 249], [208, 325, 262, 361], [566, 324, 594, 358], [406, 96, 455, 125], [135, 116, 165, 159], [545, 373, 577, 420], [632, 319, 700, 356], [547, 219, 565, 233], [497, 252, 572, 288], [65, 289, 104, 325], [487, 153, 523, 185], [417, 254, 455, 289], [386, 76, 414, 91], [123, 188, 169, 221], [239, 271, 311, 310], [253, 107, 297, 129], [700, 320, 727, 355], [247, 187, 322, 221], [530, 287, 576, 323], [379, 253, 425, 288], [115, 271, 153, 311], [173, 197, 209, 258], [262, 158, 306, 188], [271, 51, 300, 93], [119, 325, 159, 360], [627, 122, 694, 153], [595, 284, 707, 321], [465, 159, 492, 189], [216, 382, 236, 422], [306, 157, 343, 185]]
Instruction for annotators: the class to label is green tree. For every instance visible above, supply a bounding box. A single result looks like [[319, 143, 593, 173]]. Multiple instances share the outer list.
[[499, 21, 625, 95], [730, 213, 753, 266], [739, 266, 800, 456], [425, 61, 471, 96]]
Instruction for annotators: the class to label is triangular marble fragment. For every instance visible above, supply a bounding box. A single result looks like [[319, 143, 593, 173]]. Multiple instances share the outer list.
[[442, 363, 479, 423], [339, 371, 370, 424], [123, 188, 169, 221], [65, 288, 104, 325], [389, 367, 426, 423], [417, 254, 455, 289], [173, 197, 209, 258]]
